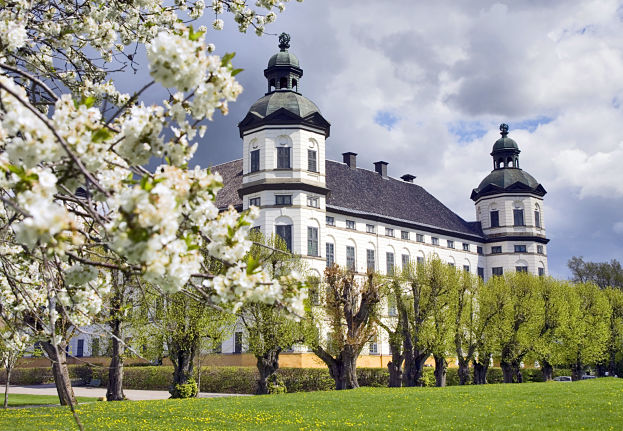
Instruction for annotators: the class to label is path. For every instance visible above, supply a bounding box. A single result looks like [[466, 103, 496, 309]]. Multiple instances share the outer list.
[[7, 384, 251, 401]]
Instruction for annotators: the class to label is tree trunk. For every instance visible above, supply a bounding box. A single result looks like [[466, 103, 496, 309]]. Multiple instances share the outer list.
[[541, 360, 554, 381], [571, 360, 584, 381], [473, 358, 489, 385], [403, 351, 428, 387], [107, 269, 125, 401], [314, 346, 359, 390], [501, 359, 514, 383], [514, 360, 523, 383], [40, 341, 76, 406], [608, 350, 617, 377], [3, 365, 11, 409], [256, 348, 281, 395], [387, 337, 403, 387], [596, 363, 607, 377], [433, 354, 447, 387], [169, 341, 197, 397], [457, 357, 471, 385]]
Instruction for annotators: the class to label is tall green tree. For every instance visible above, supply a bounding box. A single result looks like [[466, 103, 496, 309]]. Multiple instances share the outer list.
[[568, 257, 623, 289], [308, 266, 381, 390], [600, 287, 623, 376], [240, 233, 306, 395], [560, 282, 611, 380]]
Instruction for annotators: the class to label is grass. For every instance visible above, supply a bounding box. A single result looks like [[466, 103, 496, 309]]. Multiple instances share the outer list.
[[0, 379, 622, 430], [1, 393, 99, 407]]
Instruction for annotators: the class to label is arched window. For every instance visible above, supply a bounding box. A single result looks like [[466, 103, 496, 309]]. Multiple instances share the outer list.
[[534, 203, 541, 228], [275, 216, 293, 252], [269, 79, 275, 91], [292, 79, 298, 91], [279, 77, 287, 89]]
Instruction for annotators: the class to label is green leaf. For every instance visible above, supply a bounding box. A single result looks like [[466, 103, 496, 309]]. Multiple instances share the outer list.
[[221, 52, 236, 67], [231, 68, 244, 77], [188, 25, 205, 42], [91, 128, 113, 143], [80, 96, 96, 108], [140, 176, 153, 192]]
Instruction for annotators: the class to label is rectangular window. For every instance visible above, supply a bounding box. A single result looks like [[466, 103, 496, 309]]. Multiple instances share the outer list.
[[326, 216, 335, 226], [249, 197, 261, 207], [385, 227, 394, 237], [416, 233, 424, 243], [491, 246, 502, 254], [492, 267, 504, 276], [402, 254, 410, 269], [386, 252, 395, 275], [250, 149, 260, 172], [275, 194, 292, 206], [346, 246, 356, 271], [401, 231, 409, 240], [538, 267, 545, 277], [275, 225, 292, 251], [537, 245, 544, 254], [388, 297, 397, 317], [490, 210, 500, 228], [535, 210, 541, 228], [326, 243, 335, 267], [307, 149, 317, 172], [514, 244, 527, 253], [417, 256, 424, 265], [447, 240, 454, 249], [366, 224, 375, 234], [307, 196, 319, 208], [234, 332, 243, 354], [432, 237, 439, 246], [463, 265, 470, 273], [514, 209, 525, 226], [477, 267, 484, 279], [346, 220, 356, 230], [477, 246, 484, 255], [516, 266, 528, 273], [307, 227, 319, 256], [367, 249, 375, 271], [369, 340, 378, 354], [463, 243, 470, 251], [310, 287, 321, 306], [76, 339, 84, 357], [277, 147, 291, 169]]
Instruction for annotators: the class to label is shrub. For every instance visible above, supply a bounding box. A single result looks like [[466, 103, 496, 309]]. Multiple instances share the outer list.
[[171, 378, 198, 398]]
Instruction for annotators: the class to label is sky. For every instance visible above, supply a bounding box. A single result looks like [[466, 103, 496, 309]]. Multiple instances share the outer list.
[[118, 0, 623, 279]]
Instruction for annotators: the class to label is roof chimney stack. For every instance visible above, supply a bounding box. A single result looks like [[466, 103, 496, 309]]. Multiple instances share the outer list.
[[401, 174, 416, 183], [374, 161, 388, 178], [342, 152, 357, 170]]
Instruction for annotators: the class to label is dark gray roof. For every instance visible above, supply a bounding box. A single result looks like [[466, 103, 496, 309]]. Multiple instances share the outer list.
[[212, 159, 243, 211], [268, 50, 299, 68], [492, 136, 519, 152], [325, 161, 483, 239], [475, 168, 539, 192], [211, 158, 483, 239], [248, 91, 321, 118]]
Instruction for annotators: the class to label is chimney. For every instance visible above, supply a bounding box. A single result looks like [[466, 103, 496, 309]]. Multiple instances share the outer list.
[[374, 161, 388, 178], [342, 152, 357, 170], [401, 174, 416, 183]]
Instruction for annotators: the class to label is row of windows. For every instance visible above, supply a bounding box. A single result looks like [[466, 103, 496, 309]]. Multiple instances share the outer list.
[[489, 209, 541, 228], [490, 244, 544, 254], [491, 266, 545, 277], [327, 217, 477, 252], [249, 194, 320, 208], [249, 148, 318, 173]]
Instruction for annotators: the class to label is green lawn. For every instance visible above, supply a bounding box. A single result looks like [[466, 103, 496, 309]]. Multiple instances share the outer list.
[[1, 393, 98, 407], [0, 379, 622, 430]]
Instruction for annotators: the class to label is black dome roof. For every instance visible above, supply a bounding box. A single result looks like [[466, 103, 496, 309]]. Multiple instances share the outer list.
[[248, 91, 320, 118], [268, 50, 300, 68]]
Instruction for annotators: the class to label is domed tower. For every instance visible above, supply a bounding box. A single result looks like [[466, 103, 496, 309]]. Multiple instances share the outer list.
[[471, 124, 549, 279], [238, 33, 330, 264]]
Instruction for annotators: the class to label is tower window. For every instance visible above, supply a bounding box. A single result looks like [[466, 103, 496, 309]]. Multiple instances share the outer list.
[[535, 210, 541, 228], [307, 227, 319, 257], [249, 197, 261, 207], [275, 195, 292, 206], [477, 267, 484, 279], [275, 225, 292, 251], [279, 77, 287, 89], [269, 79, 275, 91], [277, 147, 291, 169], [516, 266, 528, 273], [491, 246, 502, 254], [307, 196, 319, 208], [514, 244, 527, 253], [492, 267, 504, 276], [292, 78, 298, 91], [538, 267, 545, 277], [308, 149, 317, 172], [463, 265, 470, 273], [513, 209, 525, 226], [490, 210, 500, 228], [537, 245, 544, 254], [250, 149, 260, 172]]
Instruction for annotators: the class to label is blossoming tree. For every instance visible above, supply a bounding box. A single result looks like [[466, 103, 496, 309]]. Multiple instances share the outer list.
[[0, 0, 305, 414]]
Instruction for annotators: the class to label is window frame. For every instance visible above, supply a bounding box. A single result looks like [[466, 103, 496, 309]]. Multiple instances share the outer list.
[[447, 240, 455, 249], [431, 237, 439, 246], [346, 246, 356, 271], [492, 267, 504, 276], [326, 216, 335, 226], [385, 227, 394, 237], [307, 149, 317, 172], [275, 194, 292, 206], [250, 149, 260, 172], [366, 224, 375, 234], [490, 210, 500, 228], [346, 220, 356, 230], [401, 230, 409, 240], [249, 197, 261, 207], [277, 146, 291, 169], [307, 196, 319, 208], [515, 266, 528, 273], [326, 242, 335, 267], [462, 243, 470, 251], [491, 246, 502, 254], [386, 252, 395, 275], [307, 226, 319, 257], [416, 233, 424, 243], [275, 224, 292, 251], [513, 209, 525, 226], [366, 249, 375, 271], [514, 244, 527, 253]]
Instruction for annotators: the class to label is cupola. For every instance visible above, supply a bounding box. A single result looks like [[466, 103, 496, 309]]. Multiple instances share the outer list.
[[265, 33, 303, 93]]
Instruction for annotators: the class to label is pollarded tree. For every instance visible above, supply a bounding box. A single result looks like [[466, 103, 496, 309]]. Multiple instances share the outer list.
[[491, 272, 541, 384], [599, 287, 623, 377], [0, 0, 306, 413], [561, 282, 611, 380], [531, 277, 570, 381], [240, 233, 307, 395], [308, 266, 381, 390]]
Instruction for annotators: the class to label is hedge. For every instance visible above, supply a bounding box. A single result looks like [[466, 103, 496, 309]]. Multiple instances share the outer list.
[[0, 365, 575, 394]]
